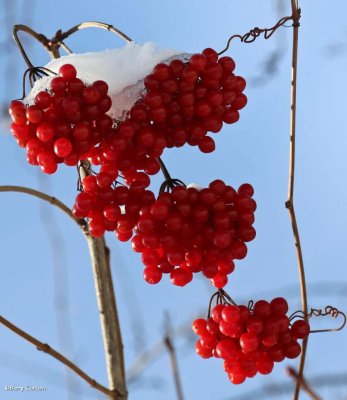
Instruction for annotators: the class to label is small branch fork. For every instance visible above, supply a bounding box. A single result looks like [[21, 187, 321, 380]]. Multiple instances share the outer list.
[[158, 157, 186, 193], [13, 21, 133, 70], [0, 315, 116, 398]]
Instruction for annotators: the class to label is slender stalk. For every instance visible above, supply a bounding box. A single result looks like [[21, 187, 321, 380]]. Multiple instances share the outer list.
[[286, 2, 308, 399], [0, 185, 84, 227], [0, 315, 115, 398]]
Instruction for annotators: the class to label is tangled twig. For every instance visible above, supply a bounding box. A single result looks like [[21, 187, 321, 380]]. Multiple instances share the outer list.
[[218, 10, 301, 55], [289, 306, 346, 333]]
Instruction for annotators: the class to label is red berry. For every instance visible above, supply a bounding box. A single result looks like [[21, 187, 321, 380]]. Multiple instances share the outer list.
[[291, 320, 310, 339], [240, 332, 260, 352], [54, 138, 72, 157], [143, 267, 162, 284], [59, 64, 77, 81]]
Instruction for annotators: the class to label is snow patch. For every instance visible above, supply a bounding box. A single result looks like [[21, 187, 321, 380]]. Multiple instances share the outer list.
[[25, 42, 190, 120]]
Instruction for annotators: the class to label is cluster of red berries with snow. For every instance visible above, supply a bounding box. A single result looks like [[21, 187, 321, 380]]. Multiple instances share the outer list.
[[9, 49, 252, 288], [134, 181, 255, 287], [9, 64, 113, 174], [193, 295, 310, 384], [85, 47, 247, 172]]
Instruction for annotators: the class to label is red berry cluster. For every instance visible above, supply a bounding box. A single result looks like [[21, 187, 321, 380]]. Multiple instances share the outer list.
[[131, 181, 256, 288], [9, 64, 113, 174], [9, 52, 251, 287], [193, 296, 310, 384]]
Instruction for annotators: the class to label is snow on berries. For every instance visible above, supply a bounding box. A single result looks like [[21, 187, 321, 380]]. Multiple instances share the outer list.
[[9, 64, 113, 174], [192, 293, 310, 384]]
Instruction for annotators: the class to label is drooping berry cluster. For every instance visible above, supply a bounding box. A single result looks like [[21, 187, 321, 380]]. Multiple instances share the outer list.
[[9, 52, 251, 288], [9, 64, 113, 174], [193, 295, 310, 384], [131, 181, 256, 288]]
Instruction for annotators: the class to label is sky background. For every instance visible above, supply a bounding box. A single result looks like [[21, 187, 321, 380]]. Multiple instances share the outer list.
[[1, 0, 347, 399]]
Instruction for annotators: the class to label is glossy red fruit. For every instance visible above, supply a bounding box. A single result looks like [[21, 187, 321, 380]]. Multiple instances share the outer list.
[[291, 320, 310, 339]]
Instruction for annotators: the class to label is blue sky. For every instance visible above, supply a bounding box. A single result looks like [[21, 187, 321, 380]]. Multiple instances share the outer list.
[[1, 0, 347, 399]]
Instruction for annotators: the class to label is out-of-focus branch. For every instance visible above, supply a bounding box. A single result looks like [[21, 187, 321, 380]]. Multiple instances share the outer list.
[[286, 367, 321, 400], [164, 314, 185, 400], [224, 372, 347, 400], [0, 315, 115, 398]]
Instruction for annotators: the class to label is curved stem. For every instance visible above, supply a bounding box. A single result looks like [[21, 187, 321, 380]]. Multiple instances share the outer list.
[[0, 315, 115, 398], [286, 2, 307, 399], [12, 25, 49, 69], [57, 21, 133, 44], [0, 185, 85, 228]]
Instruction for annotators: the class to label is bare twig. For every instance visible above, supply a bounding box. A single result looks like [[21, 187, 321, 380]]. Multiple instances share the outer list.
[[0, 185, 85, 227], [164, 314, 185, 400], [286, 367, 322, 400], [284, 2, 307, 400], [78, 160, 127, 399], [0, 315, 115, 398]]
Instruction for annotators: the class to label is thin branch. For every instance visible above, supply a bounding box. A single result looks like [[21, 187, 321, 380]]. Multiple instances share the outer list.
[[0, 315, 115, 398], [285, 2, 306, 400], [78, 160, 127, 400], [0, 185, 85, 228], [286, 367, 322, 400]]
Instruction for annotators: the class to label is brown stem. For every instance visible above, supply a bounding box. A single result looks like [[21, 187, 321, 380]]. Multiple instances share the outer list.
[[78, 161, 127, 400], [0, 185, 85, 228], [0, 315, 115, 398], [287, 367, 322, 400], [286, 2, 307, 400]]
